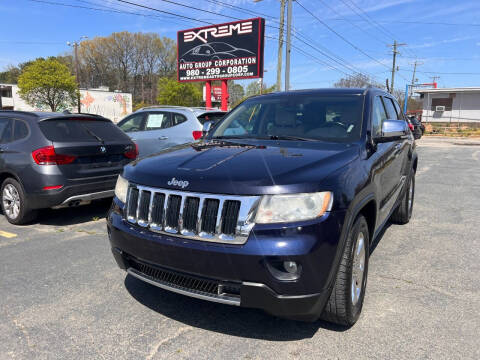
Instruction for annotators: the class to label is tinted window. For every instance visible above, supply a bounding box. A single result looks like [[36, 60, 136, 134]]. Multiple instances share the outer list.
[[118, 114, 144, 132], [392, 99, 403, 119], [13, 120, 29, 141], [197, 112, 226, 124], [145, 113, 170, 130], [372, 96, 388, 137], [0, 118, 13, 144], [40, 118, 129, 142], [383, 97, 400, 120], [172, 113, 187, 126], [212, 94, 364, 142]]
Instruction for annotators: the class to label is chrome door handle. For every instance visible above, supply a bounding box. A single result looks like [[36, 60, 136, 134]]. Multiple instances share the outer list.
[[158, 136, 168, 140]]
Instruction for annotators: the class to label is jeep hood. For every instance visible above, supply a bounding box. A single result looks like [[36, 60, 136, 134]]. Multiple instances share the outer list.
[[123, 140, 360, 195]]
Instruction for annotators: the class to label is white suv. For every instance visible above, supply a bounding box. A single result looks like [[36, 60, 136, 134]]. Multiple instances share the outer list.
[[117, 106, 226, 157]]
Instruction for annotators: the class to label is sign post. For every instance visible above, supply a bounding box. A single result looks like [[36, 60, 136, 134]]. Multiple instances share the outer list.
[[177, 18, 265, 110], [205, 80, 212, 109]]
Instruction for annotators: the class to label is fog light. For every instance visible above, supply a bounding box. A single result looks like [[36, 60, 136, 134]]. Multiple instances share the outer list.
[[283, 261, 298, 274]]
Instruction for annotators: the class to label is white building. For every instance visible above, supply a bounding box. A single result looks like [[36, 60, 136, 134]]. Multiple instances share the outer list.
[[415, 87, 480, 123], [0, 84, 132, 123]]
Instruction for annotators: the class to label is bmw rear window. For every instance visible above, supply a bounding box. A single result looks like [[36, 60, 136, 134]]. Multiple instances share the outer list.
[[39, 118, 130, 142]]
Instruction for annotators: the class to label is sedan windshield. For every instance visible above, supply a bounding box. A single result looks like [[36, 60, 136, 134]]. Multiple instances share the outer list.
[[211, 94, 364, 143]]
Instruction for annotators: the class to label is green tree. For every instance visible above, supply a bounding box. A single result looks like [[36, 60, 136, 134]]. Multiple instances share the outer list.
[[17, 58, 78, 112], [157, 77, 202, 106]]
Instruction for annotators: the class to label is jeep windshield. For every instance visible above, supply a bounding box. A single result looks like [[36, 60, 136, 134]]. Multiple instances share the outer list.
[[211, 93, 364, 143]]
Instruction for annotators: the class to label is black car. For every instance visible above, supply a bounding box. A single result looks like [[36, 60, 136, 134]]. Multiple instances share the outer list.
[[107, 88, 417, 326], [0, 111, 137, 224], [407, 116, 424, 139]]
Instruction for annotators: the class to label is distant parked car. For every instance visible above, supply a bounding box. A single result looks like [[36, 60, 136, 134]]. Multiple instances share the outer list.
[[407, 116, 424, 139], [0, 111, 137, 224], [117, 107, 226, 157]]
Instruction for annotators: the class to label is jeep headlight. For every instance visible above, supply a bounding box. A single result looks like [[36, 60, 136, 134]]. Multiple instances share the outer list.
[[255, 192, 333, 224], [114, 175, 129, 203]]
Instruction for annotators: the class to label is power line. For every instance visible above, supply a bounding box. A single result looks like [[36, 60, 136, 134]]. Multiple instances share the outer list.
[[332, 0, 390, 44], [203, 0, 278, 22], [26, 0, 205, 25], [328, 18, 480, 27], [116, 0, 243, 22], [295, 0, 391, 71]]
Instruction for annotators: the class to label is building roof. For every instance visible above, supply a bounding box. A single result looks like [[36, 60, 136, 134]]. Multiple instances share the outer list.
[[415, 87, 480, 94]]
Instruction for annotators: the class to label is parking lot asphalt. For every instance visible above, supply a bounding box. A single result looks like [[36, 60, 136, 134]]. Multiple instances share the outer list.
[[0, 137, 479, 360]]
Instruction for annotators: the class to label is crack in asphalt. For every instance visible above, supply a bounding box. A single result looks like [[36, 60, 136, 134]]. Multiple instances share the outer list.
[[145, 326, 193, 360]]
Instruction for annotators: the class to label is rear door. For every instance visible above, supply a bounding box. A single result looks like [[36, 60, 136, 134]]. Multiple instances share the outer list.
[[131, 112, 172, 156], [38, 117, 134, 180], [157, 112, 197, 148], [381, 96, 409, 215]]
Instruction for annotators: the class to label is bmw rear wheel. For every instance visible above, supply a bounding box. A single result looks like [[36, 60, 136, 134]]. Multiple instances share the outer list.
[[1, 178, 37, 225]]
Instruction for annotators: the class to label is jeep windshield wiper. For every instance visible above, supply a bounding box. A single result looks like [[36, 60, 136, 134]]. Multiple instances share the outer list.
[[268, 135, 316, 141]]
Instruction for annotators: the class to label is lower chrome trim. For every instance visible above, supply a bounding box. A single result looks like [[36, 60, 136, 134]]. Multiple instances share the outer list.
[[127, 268, 241, 306], [52, 190, 114, 209]]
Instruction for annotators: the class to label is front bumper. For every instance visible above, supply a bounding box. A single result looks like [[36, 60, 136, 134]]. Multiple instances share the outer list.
[[107, 204, 347, 321]]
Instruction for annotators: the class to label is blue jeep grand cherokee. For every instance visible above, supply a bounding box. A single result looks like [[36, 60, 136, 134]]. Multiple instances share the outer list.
[[107, 88, 417, 325]]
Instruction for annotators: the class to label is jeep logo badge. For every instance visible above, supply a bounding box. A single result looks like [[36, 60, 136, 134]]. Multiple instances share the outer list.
[[168, 177, 189, 189], [100, 146, 106, 153]]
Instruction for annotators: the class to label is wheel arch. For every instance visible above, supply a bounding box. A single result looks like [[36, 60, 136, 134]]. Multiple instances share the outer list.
[[0, 171, 22, 187]]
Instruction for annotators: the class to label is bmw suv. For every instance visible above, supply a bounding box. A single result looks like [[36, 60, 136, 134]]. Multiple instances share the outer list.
[[0, 111, 137, 224]]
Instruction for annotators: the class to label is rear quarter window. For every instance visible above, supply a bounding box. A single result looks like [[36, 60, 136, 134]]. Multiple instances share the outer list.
[[197, 112, 226, 124], [13, 120, 29, 141], [39, 118, 130, 142]]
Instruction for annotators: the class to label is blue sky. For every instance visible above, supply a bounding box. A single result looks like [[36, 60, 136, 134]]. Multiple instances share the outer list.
[[1, 0, 480, 91]]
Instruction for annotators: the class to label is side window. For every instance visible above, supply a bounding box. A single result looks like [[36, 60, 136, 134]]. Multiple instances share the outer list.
[[383, 97, 400, 120], [145, 113, 171, 130], [172, 113, 187, 127], [0, 118, 13, 144], [118, 114, 144, 132], [372, 96, 388, 137], [13, 120, 29, 141], [392, 99, 403, 119]]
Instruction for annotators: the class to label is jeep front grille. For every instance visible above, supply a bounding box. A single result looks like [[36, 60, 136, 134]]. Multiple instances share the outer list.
[[125, 184, 259, 244]]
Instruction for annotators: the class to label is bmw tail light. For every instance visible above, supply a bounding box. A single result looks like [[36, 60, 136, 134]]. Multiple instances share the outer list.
[[192, 131, 203, 140], [124, 143, 138, 159], [32, 146, 76, 165]]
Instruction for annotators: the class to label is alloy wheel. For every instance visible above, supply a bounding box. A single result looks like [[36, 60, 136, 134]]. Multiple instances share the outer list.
[[351, 231, 366, 306], [3, 184, 21, 219]]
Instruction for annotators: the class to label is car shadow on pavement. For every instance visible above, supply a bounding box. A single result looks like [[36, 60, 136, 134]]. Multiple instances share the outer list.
[[124, 274, 351, 341], [31, 198, 112, 226]]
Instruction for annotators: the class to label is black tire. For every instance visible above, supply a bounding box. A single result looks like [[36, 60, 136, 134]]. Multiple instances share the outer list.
[[391, 171, 415, 225], [1, 178, 37, 225], [321, 215, 369, 326]]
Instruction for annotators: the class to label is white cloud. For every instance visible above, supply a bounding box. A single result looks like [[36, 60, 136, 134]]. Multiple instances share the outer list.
[[410, 36, 475, 49]]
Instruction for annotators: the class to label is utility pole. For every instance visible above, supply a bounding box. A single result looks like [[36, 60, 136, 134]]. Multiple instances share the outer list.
[[409, 60, 423, 98], [389, 40, 406, 94], [284, 0, 292, 91], [277, 0, 286, 91], [430, 76, 440, 88], [67, 36, 88, 113]]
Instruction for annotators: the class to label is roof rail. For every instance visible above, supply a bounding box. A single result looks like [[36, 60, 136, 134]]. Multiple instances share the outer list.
[[136, 105, 187, 111], [135, 105, 222, 112]]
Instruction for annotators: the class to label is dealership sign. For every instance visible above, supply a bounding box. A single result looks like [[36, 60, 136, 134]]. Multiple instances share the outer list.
[[177, 18, 265, 82]]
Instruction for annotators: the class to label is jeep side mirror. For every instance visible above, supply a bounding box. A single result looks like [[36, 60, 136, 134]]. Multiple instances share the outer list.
[[375, 120, 408, 143], [202, 121, 214, 136]]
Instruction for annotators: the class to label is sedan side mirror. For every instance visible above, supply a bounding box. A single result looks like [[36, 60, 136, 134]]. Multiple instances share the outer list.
[[375, 120, 408, 143], [202, 121, 214, 136]]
